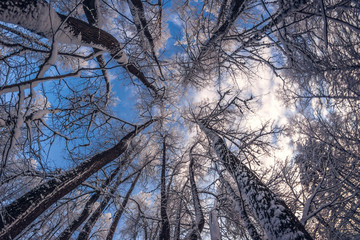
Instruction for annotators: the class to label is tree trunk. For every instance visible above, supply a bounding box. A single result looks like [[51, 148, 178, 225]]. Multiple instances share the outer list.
[[0, 120, 154, 240], [159, 139, 171, 240], [76, 170, 142, 240], [184, 147, 205, 240], [184, 0, 247, 83], [173, 182, 187, 240], [209, 200, 221, 240], [201, 0, 247, 53], [200, 125, 313, 240], [57, 166, 122, 240], [219, 171, 262, 240], [82, 0, 112, 104], [105, 171, 142, 240], [0, 0, 158, 93], [128, 0, 164, 80]]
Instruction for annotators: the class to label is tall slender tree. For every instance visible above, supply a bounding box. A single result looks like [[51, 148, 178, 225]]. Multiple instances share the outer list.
[[0, 120, 154, 239], [1, 0, 360, 239]]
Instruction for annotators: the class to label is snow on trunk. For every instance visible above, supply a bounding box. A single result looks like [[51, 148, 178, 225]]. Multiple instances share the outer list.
[[37, 41, 58, 78], [0, 119, 155, 240], [0, 0, 127, 62], [128, 0, 148, 51], [219, 171, 262, 240], [200, 124, 313, 240]]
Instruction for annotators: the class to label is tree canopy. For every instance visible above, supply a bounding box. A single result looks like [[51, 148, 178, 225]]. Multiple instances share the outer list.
[[0, 0, 359, 239]]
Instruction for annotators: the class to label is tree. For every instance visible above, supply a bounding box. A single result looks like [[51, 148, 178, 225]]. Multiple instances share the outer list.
[[218, 169, 262, 240], [0, 119, 154, 239], [190, 93, 312, 239], [159, 137, 171, 240], [1, 0, 359, 239], [183, 143, 205, 240]]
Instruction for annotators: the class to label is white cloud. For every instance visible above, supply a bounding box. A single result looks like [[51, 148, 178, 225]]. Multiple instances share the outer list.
[[168, 13, 183, 28], [233, 58, 295, 165]]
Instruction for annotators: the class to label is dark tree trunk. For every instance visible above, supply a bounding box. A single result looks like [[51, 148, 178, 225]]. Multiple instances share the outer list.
[[209, 200, 221, 240], [0, 0, 158, 93], [0, 120, 154, 240], [184, 146, 204, 240], [83, 0, 100, 26], [76, 170, 142, 240], [82, 0, 112, 104], [128, 0, 164, 80], [173, 182, 187, 240], [159, 139, 170, 240], [203, 0, 247, 50], [57, 166, 122, 240], [184, 0, 247, 83], [105, 171, 142, 240]]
